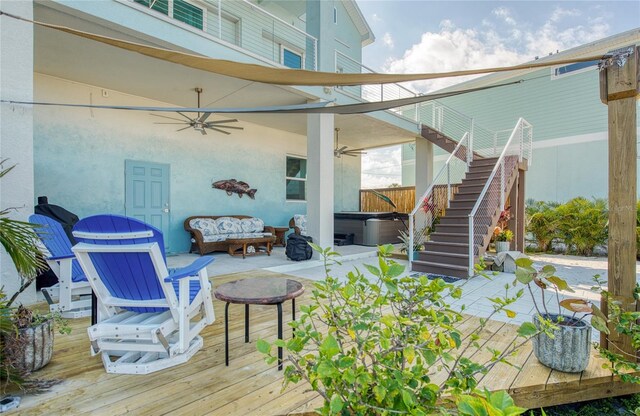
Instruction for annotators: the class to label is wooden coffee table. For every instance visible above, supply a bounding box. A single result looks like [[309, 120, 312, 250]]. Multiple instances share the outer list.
[[214, 277, 304, 370], [226, 236, 275, 259]]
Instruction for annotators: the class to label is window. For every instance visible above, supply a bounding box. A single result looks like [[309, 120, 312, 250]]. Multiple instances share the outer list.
[[134, 0, 169, 15], [552, 60, 598, 79], [282, 48, 303, 69], [286, 156, 307, 201], [134, 0, 205, 31], [333, 7, 338, 24], [173, 0, 204, 30]]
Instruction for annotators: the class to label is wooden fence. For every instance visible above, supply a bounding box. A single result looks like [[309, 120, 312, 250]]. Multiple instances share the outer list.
[[359, 185, 459, 214]]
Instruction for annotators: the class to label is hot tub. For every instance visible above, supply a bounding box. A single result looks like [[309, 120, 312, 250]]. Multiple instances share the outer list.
[[334, 212, 408, 246]]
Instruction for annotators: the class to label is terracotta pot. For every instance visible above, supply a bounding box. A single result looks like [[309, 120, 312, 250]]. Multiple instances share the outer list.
[[532, 314, 591, 373], [5, 319, 54, 373]]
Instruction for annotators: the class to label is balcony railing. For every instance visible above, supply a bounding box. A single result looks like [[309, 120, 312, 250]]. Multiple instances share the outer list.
[[130, 0, 317, 70], [335, 50, 418, 119]]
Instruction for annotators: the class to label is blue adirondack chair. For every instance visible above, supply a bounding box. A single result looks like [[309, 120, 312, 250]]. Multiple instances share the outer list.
[[71, 214, 215, 374], [29, 214, 92, 318]]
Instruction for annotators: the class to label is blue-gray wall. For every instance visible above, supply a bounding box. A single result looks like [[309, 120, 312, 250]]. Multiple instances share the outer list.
[[34, 74, 360, 253]]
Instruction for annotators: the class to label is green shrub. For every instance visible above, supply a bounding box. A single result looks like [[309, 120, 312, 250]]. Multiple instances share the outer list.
[[258, 245, 533, 415], [555, 197, 608, 256], [525, 200, 560, 252]]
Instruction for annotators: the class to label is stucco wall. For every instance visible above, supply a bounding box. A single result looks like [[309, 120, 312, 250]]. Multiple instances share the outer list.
[[33, 74, 360, 252], [1, 1, 36, 304]]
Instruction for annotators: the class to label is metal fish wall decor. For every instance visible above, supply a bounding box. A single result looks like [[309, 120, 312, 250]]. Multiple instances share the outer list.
[[212, 179, 257, 199]]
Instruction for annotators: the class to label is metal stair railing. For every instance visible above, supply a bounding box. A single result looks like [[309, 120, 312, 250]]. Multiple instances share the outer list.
[[467, 118, 533, 275], [409, 133, 470, 262]]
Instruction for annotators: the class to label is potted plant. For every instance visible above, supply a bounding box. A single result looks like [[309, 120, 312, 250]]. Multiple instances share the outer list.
[[494, 229, 513, 253], [0, 161, 69, 396], [398, 229, 425, 260], [515, 257, 608, 372]]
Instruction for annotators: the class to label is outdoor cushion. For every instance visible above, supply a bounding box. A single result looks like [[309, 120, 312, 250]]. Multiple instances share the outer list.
[[294, 214, 308, 236], [215, 217, 243, 234], [189, 218, 219, 237], [240, 217, 265, 233], [202, 235, 228, 243]]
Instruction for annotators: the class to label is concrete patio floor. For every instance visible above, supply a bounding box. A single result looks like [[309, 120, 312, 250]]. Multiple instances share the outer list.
[[165, 246, 640, 342]]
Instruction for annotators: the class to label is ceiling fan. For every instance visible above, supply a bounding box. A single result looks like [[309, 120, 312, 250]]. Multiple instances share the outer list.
[[334, 128, 366, 158], [150, 88, 244, 135]]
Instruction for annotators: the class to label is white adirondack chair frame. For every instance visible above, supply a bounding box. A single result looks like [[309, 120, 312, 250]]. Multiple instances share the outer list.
[[40, 253, 92, 318], [72, 230, 215, 375]]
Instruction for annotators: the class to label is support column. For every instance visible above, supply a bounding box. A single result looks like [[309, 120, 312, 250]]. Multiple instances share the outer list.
[[0, 4, 36, 304], [307, 113, 334, 251], [599, 46, 638, 357], [415, 138, 434, 200]]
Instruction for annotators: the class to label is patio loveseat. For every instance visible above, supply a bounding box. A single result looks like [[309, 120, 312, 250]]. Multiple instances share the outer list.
[[184, 215, 275, 256]]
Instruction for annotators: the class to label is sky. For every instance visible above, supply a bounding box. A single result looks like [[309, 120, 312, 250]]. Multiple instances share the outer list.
[[356, 0, 640, 188]]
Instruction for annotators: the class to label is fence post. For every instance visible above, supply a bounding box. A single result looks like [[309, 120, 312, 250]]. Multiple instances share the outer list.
[[467, 119, 474, 167]]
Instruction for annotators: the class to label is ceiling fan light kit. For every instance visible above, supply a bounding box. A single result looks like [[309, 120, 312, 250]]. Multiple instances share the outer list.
[[152, 87, 244, 135]]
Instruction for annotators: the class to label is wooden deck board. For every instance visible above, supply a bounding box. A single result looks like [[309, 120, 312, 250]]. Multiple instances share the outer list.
[[10, 270, 640, 415]]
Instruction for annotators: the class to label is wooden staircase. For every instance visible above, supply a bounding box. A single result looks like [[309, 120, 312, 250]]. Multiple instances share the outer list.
[[421, 125, 484, 161], [411, 155, 521, 278]]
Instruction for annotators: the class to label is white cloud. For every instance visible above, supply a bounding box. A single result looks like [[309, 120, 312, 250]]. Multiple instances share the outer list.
[[382, 8, 611, 92], [370, 13, 382, 23], [382, 32, 394, 48], [493, 7, 517, 26], [361, 146, 402, 188]]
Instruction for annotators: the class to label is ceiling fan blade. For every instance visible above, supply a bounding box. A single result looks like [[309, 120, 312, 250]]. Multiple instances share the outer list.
[[208, 126, 232, 135], [348, 148, 366, 152], [198, 112, 212, 123], [207, 125, 243, 130], [200, 128, 207, 136], [344, 153, 358, 157], [176, 111, 196, 122], [150, 113, 188, 122], [154, 122, 189, 125], [176, 126, 192, 132], [337, 146, 348, 152], [208, 119, 239, 124]]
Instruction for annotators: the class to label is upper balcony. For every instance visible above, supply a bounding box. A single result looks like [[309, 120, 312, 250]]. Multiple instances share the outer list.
[[128, 0, 317, 70]]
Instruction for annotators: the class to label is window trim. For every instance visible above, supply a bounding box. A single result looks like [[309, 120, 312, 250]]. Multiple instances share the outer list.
[[551, 60, 598, 80], [285, 155, 307, 202]]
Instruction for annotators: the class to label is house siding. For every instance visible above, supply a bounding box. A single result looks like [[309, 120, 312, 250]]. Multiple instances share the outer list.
[[433, 63, 640, 202]]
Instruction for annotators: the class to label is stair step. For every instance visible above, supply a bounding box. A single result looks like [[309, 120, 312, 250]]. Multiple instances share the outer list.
[[457, 184, 485, 193], [466, 171, 492, 180], [435, 224, 468, 234], [455, 190, 481, 198], [419, 251, 469, 266], [468, 165, 494, 174], [423, 241, 469, 254], [460, 178, 488, 187], [470, 158, 499, 167], [449, 199, 477, 209], [431, 232, 484, 244], [443, 207, 472, 216], [411, 260, 470, 278], [430, 232, 469, 243], [438, 215, 469, 225]]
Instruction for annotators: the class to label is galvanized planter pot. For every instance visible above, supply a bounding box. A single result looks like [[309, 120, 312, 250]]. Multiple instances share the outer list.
[[495, 241, 510, 253], [6, 319, 54, 373], [532, 314, 591, 373]]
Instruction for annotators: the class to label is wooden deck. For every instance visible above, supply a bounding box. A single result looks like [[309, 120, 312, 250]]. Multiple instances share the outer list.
[[11, 270, 640, 415]]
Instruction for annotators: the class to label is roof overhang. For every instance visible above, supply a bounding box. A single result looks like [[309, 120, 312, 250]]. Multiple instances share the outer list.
[[344, 0, 375, 47]]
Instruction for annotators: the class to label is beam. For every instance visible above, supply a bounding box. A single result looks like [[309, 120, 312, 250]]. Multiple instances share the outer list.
[[599, 46, 639, 358]]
